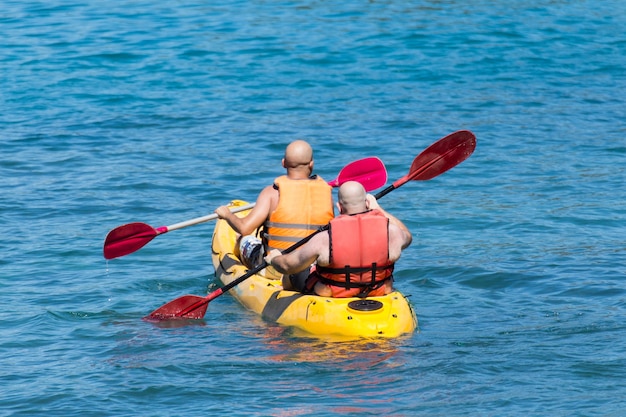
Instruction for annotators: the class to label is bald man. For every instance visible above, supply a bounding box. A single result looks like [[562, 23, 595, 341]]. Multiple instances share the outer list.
[[215, 140, 334, 289], [265, 181, 412, 297]]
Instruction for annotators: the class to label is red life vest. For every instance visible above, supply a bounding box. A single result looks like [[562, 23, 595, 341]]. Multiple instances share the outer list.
[[263, 175, 334, 250], [314, 210, 394, 298]]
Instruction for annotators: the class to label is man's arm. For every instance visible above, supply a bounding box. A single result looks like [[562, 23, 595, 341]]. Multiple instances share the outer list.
[[215, 185, 275, 236], [265, 232, 326, 274]]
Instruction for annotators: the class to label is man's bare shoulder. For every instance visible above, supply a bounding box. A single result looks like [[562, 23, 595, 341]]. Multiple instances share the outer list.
[[255, 184, 279, 206], [258, 183, 278, 197]]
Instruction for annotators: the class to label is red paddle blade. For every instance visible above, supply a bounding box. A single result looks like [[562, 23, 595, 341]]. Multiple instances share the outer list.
[[327, 157, 387, 191], [400, 130, 476, 185], [143, 295, 209, 321], [103, 222, 158, 260]]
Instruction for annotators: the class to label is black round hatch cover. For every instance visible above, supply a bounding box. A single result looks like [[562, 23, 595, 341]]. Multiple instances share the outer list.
[[348, 299, 383, 311]]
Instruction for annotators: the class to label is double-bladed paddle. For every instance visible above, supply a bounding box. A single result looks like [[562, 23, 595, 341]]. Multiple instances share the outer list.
[[144, 130, 476, 321], [103, 157, 387, 260]]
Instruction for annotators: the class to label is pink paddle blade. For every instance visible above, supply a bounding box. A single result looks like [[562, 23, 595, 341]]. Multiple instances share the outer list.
[[328, 157, 387, 191], [103, 222, 157, 259], [143, 295, 209, 321]]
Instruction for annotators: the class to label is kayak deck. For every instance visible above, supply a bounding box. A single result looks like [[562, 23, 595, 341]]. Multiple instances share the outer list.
[[211, 200, 417, 338]]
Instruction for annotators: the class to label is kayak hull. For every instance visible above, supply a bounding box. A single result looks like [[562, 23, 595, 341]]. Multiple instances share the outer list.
[[211, 200, 418, 338]]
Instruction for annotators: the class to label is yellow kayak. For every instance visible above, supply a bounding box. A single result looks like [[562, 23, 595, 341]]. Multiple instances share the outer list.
[[211, 200, 418, 339]]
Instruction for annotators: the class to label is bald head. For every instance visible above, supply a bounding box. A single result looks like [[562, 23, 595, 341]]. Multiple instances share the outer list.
[[337, 181, 368, 214], [283, 140, 313, 168]]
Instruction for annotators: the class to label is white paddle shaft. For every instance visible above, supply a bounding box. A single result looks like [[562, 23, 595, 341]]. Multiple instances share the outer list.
[[165, 203, 256, 232]]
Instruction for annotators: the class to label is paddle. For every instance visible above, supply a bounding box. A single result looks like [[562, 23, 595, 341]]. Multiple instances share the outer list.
[[374, 129, 476, 199], [144, 130, 476, 321], [103, 157, 387, 260]]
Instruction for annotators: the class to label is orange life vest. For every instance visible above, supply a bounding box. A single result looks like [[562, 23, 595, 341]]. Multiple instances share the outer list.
[[313, 210, 394, 298], [263, 175, 334, 250]]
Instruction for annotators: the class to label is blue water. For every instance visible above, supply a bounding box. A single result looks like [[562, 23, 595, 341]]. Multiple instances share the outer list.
[[2, 0, 625, 415]]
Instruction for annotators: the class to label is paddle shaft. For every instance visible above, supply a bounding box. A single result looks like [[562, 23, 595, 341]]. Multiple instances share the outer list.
[[159, 203, 255, 234]]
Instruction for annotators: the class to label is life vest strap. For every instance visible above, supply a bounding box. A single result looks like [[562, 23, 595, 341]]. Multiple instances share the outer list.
[[265, 221, 322, 230], [315, 263, 393, 288], [263, 224, 328, 248], [316, 263, 393, 275], [264, 235, 306, 246], [315, 275, 391, 289]]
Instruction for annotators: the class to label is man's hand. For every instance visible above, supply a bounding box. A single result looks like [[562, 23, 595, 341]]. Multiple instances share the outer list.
[[264, 249, 282, 265], [366, 193, 380, 210], [214, 205, 232, 219]]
